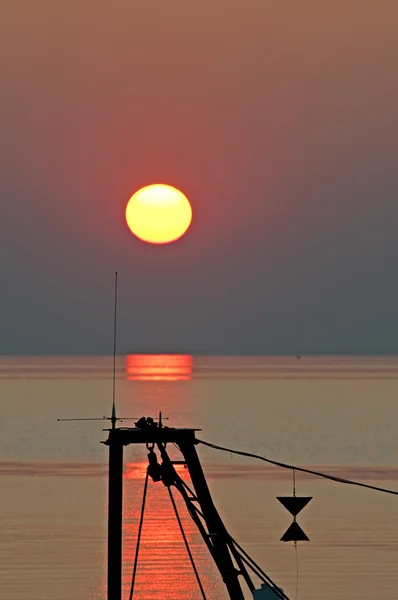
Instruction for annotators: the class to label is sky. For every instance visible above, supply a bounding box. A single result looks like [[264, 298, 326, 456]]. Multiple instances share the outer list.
[[1, 1, 398, 355]]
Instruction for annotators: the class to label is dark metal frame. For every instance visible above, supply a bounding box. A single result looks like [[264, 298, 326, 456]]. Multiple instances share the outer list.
[[104, 424, 287, 600]]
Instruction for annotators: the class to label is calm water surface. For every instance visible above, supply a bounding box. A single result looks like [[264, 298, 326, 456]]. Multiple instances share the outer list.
[[0, 355, 397, 600]]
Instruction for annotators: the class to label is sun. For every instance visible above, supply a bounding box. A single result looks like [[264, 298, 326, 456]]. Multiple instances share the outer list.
[[125, 184, 192, 244]]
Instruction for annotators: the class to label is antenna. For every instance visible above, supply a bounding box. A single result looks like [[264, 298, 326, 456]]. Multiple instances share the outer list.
[[57, 271, 169, 427], [111, 271, 118, 430]]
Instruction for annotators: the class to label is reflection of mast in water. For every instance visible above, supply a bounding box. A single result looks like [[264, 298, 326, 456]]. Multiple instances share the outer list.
[[125, 355, 193, 381]]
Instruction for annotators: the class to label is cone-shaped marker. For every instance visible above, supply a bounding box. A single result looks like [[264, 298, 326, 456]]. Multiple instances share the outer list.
[[280, 521, 310, 542], [277, 496, 312, 517]]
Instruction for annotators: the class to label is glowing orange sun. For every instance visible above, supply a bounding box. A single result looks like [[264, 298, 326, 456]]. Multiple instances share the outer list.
[[125, 184, 192, 244]]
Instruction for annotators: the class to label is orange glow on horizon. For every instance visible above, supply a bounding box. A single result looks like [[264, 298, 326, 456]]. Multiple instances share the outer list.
[[125, 354, 193, 381], [125, 184, 192, 244]]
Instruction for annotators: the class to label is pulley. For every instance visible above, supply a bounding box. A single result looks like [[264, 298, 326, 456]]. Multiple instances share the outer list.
[[147, 448, 161, 482], [160, 461, 176, 487]]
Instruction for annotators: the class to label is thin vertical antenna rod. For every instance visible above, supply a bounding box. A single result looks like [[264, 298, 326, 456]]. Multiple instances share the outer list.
[[111, 271, 118, 430]]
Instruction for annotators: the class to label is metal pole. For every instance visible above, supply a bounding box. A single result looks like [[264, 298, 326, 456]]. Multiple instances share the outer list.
[[108, 431, 124, 600], [179, 440, 245, 600]]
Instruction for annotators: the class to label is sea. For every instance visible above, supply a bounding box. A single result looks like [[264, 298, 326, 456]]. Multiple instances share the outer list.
[[0, 355, 397, 600]]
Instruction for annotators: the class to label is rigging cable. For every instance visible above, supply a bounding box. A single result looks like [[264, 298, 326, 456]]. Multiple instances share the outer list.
[[197, 439, 398, 497], [168, 486, 208, 600], [294, 541, 299, 600], [292, 469, 299, 600], [227, 535, 289, 600], [129, 470, 149, 600], [172, 444, 289, 599], [176, 478, 289, 599]]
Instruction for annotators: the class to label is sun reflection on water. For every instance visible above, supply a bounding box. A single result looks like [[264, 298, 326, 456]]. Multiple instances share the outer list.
[[122, 464, 219, 599], [125, 355, 193, 381]]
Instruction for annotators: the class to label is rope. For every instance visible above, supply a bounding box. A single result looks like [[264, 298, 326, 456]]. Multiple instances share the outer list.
[[129, 469, 149, 600], [292, 470, 299, 599], [228, 536, 289, 600], [294, 541, 299, 600], [168, 486, 207, 600], [197, 439, 398, 497]]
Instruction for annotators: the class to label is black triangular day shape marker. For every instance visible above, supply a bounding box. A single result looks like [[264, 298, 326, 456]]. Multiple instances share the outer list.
[[280, 521, 310, 542], [277, 496, 312, 516]]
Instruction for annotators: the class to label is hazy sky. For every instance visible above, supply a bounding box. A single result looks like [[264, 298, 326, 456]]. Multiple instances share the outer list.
[[1, 1, 398, 354]]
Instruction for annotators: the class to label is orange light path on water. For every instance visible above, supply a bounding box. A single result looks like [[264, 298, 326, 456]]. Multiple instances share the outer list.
[[125, 355, 193, 381], [121, 355, 219, 597], [122, 463, 220, 599]]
